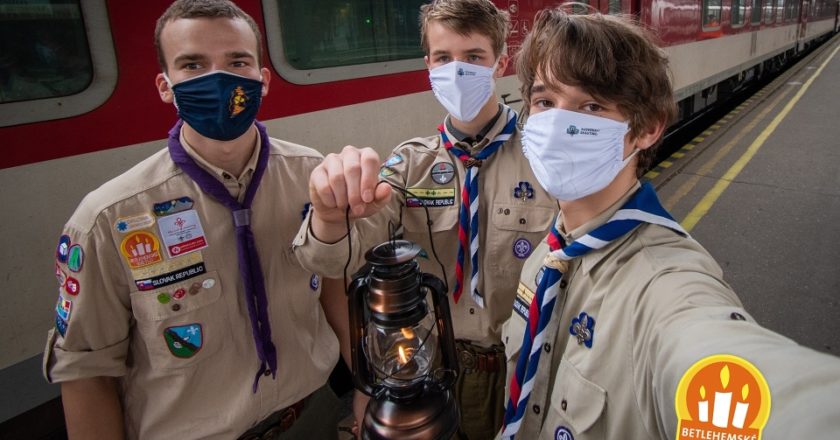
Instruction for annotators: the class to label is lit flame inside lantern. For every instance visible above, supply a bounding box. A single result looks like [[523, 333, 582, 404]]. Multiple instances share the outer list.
[[398, 345, 410, 365]]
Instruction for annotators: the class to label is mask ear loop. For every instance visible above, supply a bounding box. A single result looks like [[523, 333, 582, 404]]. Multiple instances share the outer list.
[[342, 181, 451, 298]]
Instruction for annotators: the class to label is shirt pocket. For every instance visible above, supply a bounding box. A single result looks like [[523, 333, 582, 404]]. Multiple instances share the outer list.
[[540, 360, 607, 439], [129, 270, 228, 370], [489, 203, 555, 269]]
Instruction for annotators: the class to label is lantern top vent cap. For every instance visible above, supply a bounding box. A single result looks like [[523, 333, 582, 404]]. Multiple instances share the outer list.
[[365, 240, 422, 266]]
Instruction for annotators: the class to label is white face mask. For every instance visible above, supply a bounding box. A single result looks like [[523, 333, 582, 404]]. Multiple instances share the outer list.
[[429, 60, 495, 122], [522, 108, 635, 201]]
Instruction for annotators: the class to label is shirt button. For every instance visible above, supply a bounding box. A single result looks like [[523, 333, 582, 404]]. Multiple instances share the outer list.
[[223, 172, 232, 180], [532, 404, 540, 414], [469, 308, 475, 315], [561, 399, 568, 411], [543, 343, 551, 353], [504, 208, 511, 215], [264, 370, 271, 376], [171, 303, 181, 312], [559, 280, 568, 288], [519, 218, 526, 224], [730, 312, 746, 321]]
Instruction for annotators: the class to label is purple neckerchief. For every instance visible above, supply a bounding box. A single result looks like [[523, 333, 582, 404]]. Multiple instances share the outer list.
[[167, 119, 276, 392]]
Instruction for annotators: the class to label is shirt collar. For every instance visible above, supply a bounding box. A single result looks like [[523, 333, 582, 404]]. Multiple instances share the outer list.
[[178, 128, 261, 183], [443, 104, 508, 155], [555, 181, 642, 275]]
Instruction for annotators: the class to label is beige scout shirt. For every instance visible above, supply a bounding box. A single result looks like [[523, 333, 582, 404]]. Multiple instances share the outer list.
[[44, 128, 339, 440], [502, 184, 840, 439], [294, 107, 557, 347]]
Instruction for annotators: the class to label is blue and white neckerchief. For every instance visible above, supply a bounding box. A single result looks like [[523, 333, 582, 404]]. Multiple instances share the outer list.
[[501, 182, 687, 438], [440, 106, 517, 307]]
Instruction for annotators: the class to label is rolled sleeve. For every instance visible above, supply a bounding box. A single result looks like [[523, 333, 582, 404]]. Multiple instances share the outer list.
[[292, 207, 353, 278]]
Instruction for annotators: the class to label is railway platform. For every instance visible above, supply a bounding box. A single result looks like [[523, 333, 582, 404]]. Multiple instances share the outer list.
[[648, 32, 840, 356]]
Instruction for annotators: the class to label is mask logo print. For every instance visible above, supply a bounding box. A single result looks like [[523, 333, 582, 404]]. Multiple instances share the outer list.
[[229, 85, 249, 117], [566, 125, 579, 136]]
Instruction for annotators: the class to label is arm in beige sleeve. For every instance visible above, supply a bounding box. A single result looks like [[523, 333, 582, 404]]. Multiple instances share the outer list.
[[61, 376, 125, 440]]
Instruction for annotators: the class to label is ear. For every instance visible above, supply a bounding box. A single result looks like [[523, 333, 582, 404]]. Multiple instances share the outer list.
[[424, 55, 431, 71], [155, 73, 174, 104], [494, 53, 510, 78], [259, 67, 271, 97], [633, 119, 666, 151]]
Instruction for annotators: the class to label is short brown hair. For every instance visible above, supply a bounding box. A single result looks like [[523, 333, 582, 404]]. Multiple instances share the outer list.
[[516, 6, 676, 176], [154, 0, 263, 72], [419, 0, 510, 58]]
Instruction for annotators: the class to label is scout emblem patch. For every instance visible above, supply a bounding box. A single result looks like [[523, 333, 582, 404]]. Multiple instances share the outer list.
[[513, 181, 535, 201], [569, 312, 595, 348], [55, 314, 68, 337], [55, 296, 72, 321], [114, 213, 155, 233], [56, 235, 71, 263], [67, 245, 84, 272], [513, 238, 532, 259], [64, 277, 80, 296], [675, 355, 770, 439], [383, 154, 403, 167], [164, 323, 203, 358], [555, 426, 574, 440], [154, 197, 194, 217], [405, 187, 455, 208], [430, 162, 455, 184], [121, 231, 163, 269], [379, 166, 396, 178], [157, 209, 208, 258]]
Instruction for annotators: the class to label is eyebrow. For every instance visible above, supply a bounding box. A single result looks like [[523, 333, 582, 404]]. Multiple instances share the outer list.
[[172, 53, 206, 66], [530, 84, 546, 94], [430, 47, 488, 56]]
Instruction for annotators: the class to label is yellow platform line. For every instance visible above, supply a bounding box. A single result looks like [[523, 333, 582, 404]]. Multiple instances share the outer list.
[[681, 43, 840, 231]]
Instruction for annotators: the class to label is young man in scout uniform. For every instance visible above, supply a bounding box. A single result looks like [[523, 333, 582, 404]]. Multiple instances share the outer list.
[[499, 8, 840, 439], [44, 1, 342, 439], [293, 0, 556, 438]]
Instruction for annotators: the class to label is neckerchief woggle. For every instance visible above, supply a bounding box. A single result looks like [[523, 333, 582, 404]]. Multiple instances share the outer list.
[[440, 106, 517, 307], [500, 182, 687, 438], [168, 119, 277, 392]]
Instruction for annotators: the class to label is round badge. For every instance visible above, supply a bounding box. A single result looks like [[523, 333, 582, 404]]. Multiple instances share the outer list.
[[202, 278, 216, 289], [56, 235, 71, 263], [430, 162, 455, 184], [310, 274, 320, 291], [67, 244, 84, 272], [157, 293, 171, 304], [555, 426, 574, 440], [64, 277, 80, 296], [173, 288, 187, 300], [513, 238, 533, 259]]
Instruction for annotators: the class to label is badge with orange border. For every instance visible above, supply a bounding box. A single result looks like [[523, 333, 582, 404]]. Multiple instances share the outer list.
[[120, 231, 163, 269], [675, 354, 771, 439]]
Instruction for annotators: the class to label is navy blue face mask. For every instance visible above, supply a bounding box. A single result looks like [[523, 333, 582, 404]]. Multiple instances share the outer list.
[[169, 71, 263, 141]]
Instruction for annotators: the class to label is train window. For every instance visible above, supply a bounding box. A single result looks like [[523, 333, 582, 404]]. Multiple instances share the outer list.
[[703, 0, 722, 27], [263, 0, 428, 85], [732, 0, 747, 25], [751, 0, 762, 23], [775, 0, 784, 22], [0, 0, 116, 127], [783, 0, 798, 21], [763, 0, 774, 23]]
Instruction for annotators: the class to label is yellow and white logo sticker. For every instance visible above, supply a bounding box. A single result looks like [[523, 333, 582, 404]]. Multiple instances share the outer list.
[[675, 354, 771, 439]]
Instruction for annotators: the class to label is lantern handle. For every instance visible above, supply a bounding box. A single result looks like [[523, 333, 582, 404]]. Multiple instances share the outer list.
[[421, 272, 460, 389], [348, 271, 377, 396]]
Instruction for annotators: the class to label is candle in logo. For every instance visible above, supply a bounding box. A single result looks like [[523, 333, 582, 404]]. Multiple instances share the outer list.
[[698, 386, 709, 422], [732, 384, 750, 429], [712, 365, 731, 428]]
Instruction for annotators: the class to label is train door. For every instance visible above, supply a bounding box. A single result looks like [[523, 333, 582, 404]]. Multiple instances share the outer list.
[[799, 0, 810, 44]]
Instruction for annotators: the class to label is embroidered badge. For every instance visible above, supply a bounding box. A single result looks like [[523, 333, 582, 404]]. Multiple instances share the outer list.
[[513, 282, 535, 320], [67, 245, 84, 272], [513, 238, 533, 259], [173, 288, 187, 300], [379, 166, 396, 178], [157, 293, 171, 304], [130, 251, 203, 281], [120, 231, 163, 269], [164, 323, 203, 358], [675, 355, 771, 439], [55, 296, 72, 322], [134, 262, 206, 291], [55, 263, 67, 286], [569, 312, 595, 348], [56, 235, 71, 263], [555, 426, 574, 440], [405, 187, 456, 208], [153, 196, 194, 217], [384, 154, 403, 167], [535, 267, 545, 286], [310, 274, 319, 291], [114, 213, 155, 233], [64, 277, 80, 296], [513, 181, 535, 201], [229, 86, 249, 116], [158, 209, 208, 258], [430, 162, 455, 184], [55, 314, 68, 337]]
